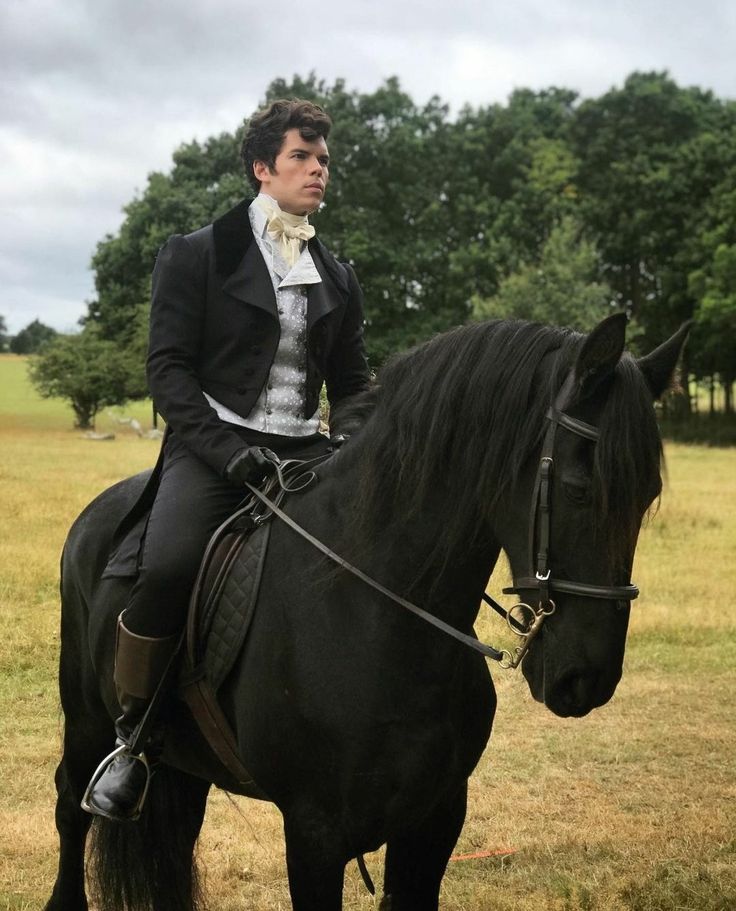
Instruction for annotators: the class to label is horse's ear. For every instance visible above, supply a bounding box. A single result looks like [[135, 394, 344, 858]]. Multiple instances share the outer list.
[[573, 312, 628, 398], [636, 320, 692, 400]]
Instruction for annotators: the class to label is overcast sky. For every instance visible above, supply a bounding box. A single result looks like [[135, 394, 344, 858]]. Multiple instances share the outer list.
[[2, 0, 734, 335]]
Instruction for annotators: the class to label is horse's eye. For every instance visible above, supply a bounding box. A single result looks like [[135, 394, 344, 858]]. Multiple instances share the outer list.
[[562, 474, 591, 506]]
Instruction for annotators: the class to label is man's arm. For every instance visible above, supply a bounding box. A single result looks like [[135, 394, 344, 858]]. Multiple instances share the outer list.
[[146, 234, 248, 476]]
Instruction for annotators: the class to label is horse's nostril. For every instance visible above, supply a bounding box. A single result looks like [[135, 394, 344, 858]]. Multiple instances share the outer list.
[[546, 671, 598, 718]]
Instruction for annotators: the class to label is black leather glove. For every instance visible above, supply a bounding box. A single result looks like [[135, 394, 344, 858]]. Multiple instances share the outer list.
[[224, 446, 280, 486]]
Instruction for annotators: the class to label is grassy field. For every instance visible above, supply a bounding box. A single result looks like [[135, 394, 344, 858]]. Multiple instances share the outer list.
[[1, 354, 734, 910]]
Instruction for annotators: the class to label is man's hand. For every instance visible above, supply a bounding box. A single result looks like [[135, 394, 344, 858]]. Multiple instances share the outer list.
[[225, 446, 280, 486]]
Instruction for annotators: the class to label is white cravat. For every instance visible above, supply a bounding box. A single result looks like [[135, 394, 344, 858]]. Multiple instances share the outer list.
[[253, 195, 315, 268]]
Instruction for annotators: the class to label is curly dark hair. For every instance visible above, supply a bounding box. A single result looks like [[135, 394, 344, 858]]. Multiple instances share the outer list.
[[240, 99, 332, 193]]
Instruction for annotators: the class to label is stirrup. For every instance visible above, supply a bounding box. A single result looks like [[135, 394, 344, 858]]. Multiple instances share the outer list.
[[80, 742, 152, 821]]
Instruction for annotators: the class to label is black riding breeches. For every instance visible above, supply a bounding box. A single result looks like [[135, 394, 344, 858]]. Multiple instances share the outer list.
[[123, 429, 331, 638]]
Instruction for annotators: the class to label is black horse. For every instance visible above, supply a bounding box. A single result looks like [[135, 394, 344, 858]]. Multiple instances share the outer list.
[[45, 314, 688, 911]]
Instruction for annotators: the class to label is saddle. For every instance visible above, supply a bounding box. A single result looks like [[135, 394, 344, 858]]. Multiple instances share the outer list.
[[177, 459, 323, 790]]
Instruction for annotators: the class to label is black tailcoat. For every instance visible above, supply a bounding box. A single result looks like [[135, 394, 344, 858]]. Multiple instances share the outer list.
[[103, 201, 370, 573], [147, 198, 370, 475]]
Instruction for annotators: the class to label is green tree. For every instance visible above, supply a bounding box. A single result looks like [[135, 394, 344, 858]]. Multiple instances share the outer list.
[[81, 69, 734, 420], [10, 318, 57, 354], [85, 76, 583, 366], [569, 72, 736, 341], [472, 216, 615, 329], [689, 244, 736, 413], [685, 159, 736, 412], [28, 328, 146, 429], [85, 132, 243, 343], [0, 315, 8, 352]]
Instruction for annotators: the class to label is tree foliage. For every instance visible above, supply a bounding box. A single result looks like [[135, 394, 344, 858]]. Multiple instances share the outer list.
[[10, 319, 57, 354], [472, 217, 614, 330], [28, 328, 146, 429], [80, 70, 734, 417]]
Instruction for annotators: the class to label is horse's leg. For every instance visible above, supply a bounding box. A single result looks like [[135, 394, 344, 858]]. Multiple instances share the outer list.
[[44, 719, 113, 911], [380, 781, 468, 911], [45, 759, 90, 910], [283, 807, 347, 911], [45, 593, 116, 911]]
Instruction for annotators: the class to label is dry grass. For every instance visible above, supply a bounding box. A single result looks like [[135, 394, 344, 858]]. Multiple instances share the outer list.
[[0, 357, 734, 910]]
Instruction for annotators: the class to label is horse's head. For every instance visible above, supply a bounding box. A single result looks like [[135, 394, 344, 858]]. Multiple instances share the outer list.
[[497, 314, 690, 717]]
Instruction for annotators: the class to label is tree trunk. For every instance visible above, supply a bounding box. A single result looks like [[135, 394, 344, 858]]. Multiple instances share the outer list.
[[73, 401, 96, 430]]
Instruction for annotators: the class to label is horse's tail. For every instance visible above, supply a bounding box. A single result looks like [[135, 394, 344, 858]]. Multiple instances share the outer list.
[[87, 764, 206, 911]]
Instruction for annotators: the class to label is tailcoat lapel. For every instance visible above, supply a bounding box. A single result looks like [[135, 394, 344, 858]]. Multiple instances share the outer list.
[[222, 243, 278, 319], [213, 199, 349, 326], [215, 199, 278, 319], [306, 237, 349, 334]]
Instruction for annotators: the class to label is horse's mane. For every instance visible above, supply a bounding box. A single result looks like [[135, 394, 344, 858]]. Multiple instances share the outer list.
[[340, 319, 662, 587]]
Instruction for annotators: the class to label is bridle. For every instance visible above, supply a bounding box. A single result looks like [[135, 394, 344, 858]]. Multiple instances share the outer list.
[[482, 370, 639, 669], [245, 370, 639, 671]]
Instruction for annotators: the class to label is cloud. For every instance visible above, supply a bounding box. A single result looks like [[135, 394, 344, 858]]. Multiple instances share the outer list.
[[1, 0, 734, 332]]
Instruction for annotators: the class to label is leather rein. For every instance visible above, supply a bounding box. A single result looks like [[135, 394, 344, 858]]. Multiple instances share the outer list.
[[245, 371, 639, 670]]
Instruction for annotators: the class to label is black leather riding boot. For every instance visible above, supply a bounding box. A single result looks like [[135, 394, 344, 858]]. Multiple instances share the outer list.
[[81, 614, 178, 821]]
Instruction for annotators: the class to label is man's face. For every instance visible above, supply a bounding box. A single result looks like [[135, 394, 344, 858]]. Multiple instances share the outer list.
[[254, 128, 330, 215]]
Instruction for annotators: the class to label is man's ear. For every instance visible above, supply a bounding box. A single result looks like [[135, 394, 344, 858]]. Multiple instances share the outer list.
[[636, 321, 692, 400], [572, 312, 628, 399], [253, 160, 268, 183]]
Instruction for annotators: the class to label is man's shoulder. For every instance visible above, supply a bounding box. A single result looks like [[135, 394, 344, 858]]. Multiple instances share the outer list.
[[160, 199, 254, 276], [184, 196, 251, 248], [183, 223, 214, 247]]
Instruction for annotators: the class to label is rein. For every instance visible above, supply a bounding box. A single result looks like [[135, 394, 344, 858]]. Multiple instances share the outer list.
[[245, 478, 506, 662], [245, 370, 639, 670]]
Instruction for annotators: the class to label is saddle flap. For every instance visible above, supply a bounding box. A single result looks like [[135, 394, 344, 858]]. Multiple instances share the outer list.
[[178, 514, 272, 791], [186, 517, 271, 691]]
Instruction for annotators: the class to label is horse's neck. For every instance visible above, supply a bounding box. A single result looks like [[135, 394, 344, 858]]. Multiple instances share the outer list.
[[315, 455, 501, 630]]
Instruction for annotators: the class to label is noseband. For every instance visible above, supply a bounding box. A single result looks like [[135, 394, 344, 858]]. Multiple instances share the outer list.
[[245, 370, 639, 670], [483, 370, 639, 668]]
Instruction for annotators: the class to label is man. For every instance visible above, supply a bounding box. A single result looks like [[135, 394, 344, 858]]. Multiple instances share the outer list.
[[83, 99, 370, 820]]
